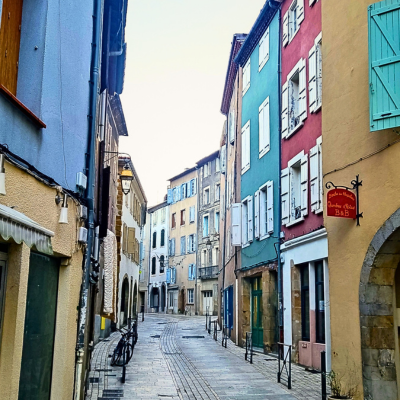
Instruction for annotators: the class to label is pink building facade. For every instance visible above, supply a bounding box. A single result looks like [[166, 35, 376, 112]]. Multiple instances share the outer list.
[[279, 0, 330, 371]]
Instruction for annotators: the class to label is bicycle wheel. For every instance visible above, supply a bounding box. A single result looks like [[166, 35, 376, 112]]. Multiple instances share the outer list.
[[111, 340, 124, 366], [115, 342, 133, 366]]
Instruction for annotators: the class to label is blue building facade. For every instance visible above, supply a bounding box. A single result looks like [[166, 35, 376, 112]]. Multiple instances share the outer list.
[[234, 3, 281, 350]]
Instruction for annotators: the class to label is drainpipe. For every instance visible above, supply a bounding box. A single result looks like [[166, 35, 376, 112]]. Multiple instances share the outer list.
[[148, 213, 152, 311], [74, 0, 101, 398]]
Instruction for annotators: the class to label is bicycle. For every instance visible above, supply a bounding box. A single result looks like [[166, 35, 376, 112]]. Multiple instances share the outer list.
[[111, 326, 136, 367]]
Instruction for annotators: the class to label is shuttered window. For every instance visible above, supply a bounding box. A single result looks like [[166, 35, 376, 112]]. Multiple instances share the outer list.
[[241, 196, 253, 247], [231, 203, 242, 246], [128, 228, 136, 254], [189, 206, 195, 223], [368, 1, 400, 131], [308, 33, 322, 113], [259, 96, 270, 158], [283, 0, 304, 47], [241, 121, 250, 174], [257, 181, 274, 239], [242, 58, 251, 96], [310, 136, 323, 213], [259, 27, 270, 71], [228, 109, 235, 143], [180, 236, 186, 255]]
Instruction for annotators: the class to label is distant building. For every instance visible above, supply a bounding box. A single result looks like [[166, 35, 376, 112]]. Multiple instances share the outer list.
[[196, 151, 221, 316]]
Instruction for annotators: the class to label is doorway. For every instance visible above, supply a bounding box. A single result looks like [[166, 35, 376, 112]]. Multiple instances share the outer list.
[[251, 277, 263, 348], [203, 291, 213, 315], [120, 277, 129, 326], [18, 253, 59, 400]]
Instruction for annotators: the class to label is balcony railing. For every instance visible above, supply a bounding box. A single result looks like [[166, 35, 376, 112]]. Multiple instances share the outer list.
[[198, 265, 219, 280]]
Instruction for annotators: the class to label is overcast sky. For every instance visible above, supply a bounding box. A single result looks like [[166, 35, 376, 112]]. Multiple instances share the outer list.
[[120, 0, 266, 207]]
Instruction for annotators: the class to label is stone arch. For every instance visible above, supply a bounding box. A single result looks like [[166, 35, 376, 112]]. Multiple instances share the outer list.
[[160, 284, 166, 312], [120, 276, 130, 326], [359, 209, 400, 400], [132, 281, 138, 318]]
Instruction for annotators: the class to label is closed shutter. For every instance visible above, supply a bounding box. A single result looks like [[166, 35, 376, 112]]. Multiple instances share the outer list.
[[308, 45, 317, 113], [299, 59, 307, 122], [282, 10, 289, 47], [267, 181, 274, 233], [281, 82, 289, 138], [247, 196, 253, 242], [128, 228, 136, 254], [192, 179, 197, 196], [241, 122, 250, 172], [254, 190, 260, 239], [297, 0, 305, 25], [188, 264, 192, 280], [229, 110, 235, 143], [368, 1, 400, 131], [172, 268, 176, 284], [166, 269, 171, 284], [259, 27, 269, 68], [281, 168, 290, 225], [231, 203, 242, 246], [171, 238, 175, 256], [259, 97, 270, 155], [220, 145, 227, 173], [309, 144, 319, 212], [193, 234, 196, 252], [181, 236, 186, 254], [300, 155, 309, 216]]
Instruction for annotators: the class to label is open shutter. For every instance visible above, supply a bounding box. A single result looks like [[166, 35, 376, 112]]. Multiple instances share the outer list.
[[166, 268, 171, 284], [172, 268, 176, 284], [248, 196, 253, 242], [193, 264, 196, 279], [231, 203, 242, 246], [301, 155, 309, 216], [299, 59, 307, 122], [192, 179, 197, 196], [259, 97, 270, 155], [309, 145, 319, 212], [267, 181, 274, 234], [172, 238, 175, 256], [242, 202, 247, 246], [297, 0, 305, 25], [187, 236, 191, 253], [259, 27, 269, 68], [221, 145, 227, 173], [128, 227, 135, 254], [368, 2, 400, 131], [167, 189, 173, 204], [308, 45, 317, 113], [281, 168, 290, 226], [254, 190, 260, 239], [282, 10, 289, 47], [281, 82, 289, 138], [193, 234, 196, 252]]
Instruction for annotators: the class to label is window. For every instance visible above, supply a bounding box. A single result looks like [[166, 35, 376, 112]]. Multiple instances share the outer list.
[[169, 238, 175, 256], [300, 264, 310, 341], [169, 291, 174, 308], [220, 145, 226, 174], [255, 181, 273, 240], [201, 249, 207, 268], [204, 188, 210, 205], [259, 27, 270, 71], [228, 109, 235, 143], [190, 179, 197, 196], [160, 229, 165, 247], [152, 231, 157, 249], [180, 209, 186, 226], [282, 0, 304, 46], [310, 137, 323, 213], [212, 247, 219, 265], [282, 59, 306, 138], [188, 234, 196, 253], [203, 163, 209, 178], [309, 33, 322, 113], [242, 58, 250, 96], [282, 151, 308, 226], [181, 183, 187, 200], [215, 184, 220, 201], [203, 215, 209, 237], [215, 212, 220, 233], [216, 157, 221, 172], [189, 206, 195, 223], [241, 121, 250, 174], [259, 96, 270, 158], [151, 257, 156, 275], [161, 208, 166, 223], [187, 288, 194, 303], [160, 255, 165, 274], [315, 261, 325, 344], [188, 264, 196, 281], [171, 213, 176, 229], [180, 236, 186, 255], [241, 196, 253, 247]]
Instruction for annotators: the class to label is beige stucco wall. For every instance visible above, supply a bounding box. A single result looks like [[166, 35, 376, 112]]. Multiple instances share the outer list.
[[322, 0, 400, 398], [0, 161, 84, 400]]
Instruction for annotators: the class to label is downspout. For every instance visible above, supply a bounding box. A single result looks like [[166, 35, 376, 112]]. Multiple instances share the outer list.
[[195, 167, 199, 316], [74, 0, 102, 398], [148, 213, 152, 311], [221, 123, 228, 328]]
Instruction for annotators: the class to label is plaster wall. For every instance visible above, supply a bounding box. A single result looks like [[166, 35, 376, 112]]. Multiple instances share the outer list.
[[321, 0, 400, 397], [281, 0, 323, 240], [0, 162, 84, 400]]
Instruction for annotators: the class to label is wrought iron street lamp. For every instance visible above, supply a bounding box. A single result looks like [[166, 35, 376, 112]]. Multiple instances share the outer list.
[[120, 164, 133, 195]]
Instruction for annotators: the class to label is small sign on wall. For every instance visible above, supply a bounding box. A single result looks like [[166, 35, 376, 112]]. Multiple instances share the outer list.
[[326, 188, 357, 219]]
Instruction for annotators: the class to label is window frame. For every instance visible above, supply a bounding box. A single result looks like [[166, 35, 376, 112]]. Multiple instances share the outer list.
[[215, 183, 220, 202], [159, 255, 165, 274], [160, 229, 165, 247], [151, 257, 157, 275], [242, 58, 251, 96], [203, 214, 209, 238], [187, 288, 194, 304], [152, 231, 157, 249], [241, 120, 251, 175], [189, 206, 195, 223], [287, 151, 305, 227], [180, 209, 186, 226], [203, 186, 210, 205], [171, 213, 176, 229]]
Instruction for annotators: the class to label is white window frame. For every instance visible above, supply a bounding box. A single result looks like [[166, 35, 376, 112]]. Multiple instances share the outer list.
[[241, 195, 253, 248], [310, 136, 323, 214], [187, 288, 194, 304], [257, 180, 274, 240], [259, 26, 270, 71], [242, 58, 251, 96], [215, 211, 220, 233], [203, 186, 210, 205], [189, 205, 195, 223], [203, 214, 209, 237], [241, 120, 251, 175], [283, 0, 304, 46], [215, 183, 221, 201], [259, 96, 270, 159]]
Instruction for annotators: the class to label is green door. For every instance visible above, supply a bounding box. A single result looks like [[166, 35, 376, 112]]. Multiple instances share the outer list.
[[251, 277, 263, 348], [18, 253, 59, 400]]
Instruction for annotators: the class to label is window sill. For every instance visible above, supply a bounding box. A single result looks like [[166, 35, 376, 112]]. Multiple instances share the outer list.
[[259, 145, 270, 159], [313, 103, 322, 114], [0, 85, 46, 129], [259, 233, 270, 241], [286, 217, 305, 227], [314, 207, 323, 215], [242, 242, 250, 249], [285, 122, 304, 139]]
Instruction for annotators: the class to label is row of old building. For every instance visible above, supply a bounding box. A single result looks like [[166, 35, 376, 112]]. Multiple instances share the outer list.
[[0, 1, 148, 399], [138, 0, 400, 399]]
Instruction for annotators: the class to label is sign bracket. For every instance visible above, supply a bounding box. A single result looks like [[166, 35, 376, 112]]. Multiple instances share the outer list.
[[325, 175, 363, 226]]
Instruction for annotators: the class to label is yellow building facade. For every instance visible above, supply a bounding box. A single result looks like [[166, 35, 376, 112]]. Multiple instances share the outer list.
[[323, 0, 400, 398]]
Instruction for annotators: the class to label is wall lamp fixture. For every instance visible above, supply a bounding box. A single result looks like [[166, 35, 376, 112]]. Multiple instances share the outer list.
[[104, 151, 133, 195], [59, 193, 68, 224], [0, 154, 6, 195]]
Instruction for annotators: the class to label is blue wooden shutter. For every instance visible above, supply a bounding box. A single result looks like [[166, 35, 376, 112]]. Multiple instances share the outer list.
[[172, 267, 176, 284], [192, 264, 196, 280], [167, 189, 173, 204], [369, 1, 400, 131], [166, 268, 171, 283], [188, 264, 192, 280]]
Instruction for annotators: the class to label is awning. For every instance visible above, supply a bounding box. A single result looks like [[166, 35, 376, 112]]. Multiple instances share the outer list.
[[0, 203, 54, 255]]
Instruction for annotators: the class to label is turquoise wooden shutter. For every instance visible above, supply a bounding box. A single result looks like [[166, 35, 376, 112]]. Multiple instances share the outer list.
[[369, 1, 400, 131]]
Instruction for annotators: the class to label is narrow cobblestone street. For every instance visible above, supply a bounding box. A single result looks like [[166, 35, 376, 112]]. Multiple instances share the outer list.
[[87, 314, 323, 400]]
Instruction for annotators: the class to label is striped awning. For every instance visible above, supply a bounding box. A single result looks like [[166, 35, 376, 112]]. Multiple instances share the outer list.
[[0, 203, 54, 255]]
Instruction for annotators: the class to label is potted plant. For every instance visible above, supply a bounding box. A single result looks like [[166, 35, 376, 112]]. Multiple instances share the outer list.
[[326, 370, 358, 400]]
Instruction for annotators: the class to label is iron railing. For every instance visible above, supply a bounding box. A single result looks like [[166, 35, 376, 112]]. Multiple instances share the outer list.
[[277, 342, 292, 389], [198, 265, 219, 279], [245, 332, 253, 364]]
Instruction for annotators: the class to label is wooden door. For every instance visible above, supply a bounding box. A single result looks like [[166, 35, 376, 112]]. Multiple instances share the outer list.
[[251, 277, 263, 348]]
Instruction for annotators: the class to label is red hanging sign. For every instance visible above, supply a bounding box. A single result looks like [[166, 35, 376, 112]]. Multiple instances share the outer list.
[[327, 188, 357, 219]]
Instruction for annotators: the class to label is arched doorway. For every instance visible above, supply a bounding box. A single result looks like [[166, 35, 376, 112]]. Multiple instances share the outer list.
[[359, 211, 400, 399], [150, 286, 159, 312], [120, 277, 129, 326], [132, 281, 138, 318], [160, 284, 166, 312]]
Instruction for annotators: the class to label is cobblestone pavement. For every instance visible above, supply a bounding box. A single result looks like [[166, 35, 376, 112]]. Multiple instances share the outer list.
[[86, 314, 323, 400]]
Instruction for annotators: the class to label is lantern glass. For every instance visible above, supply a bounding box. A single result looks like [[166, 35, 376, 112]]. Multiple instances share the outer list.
[[121, 177, 132, 195]]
